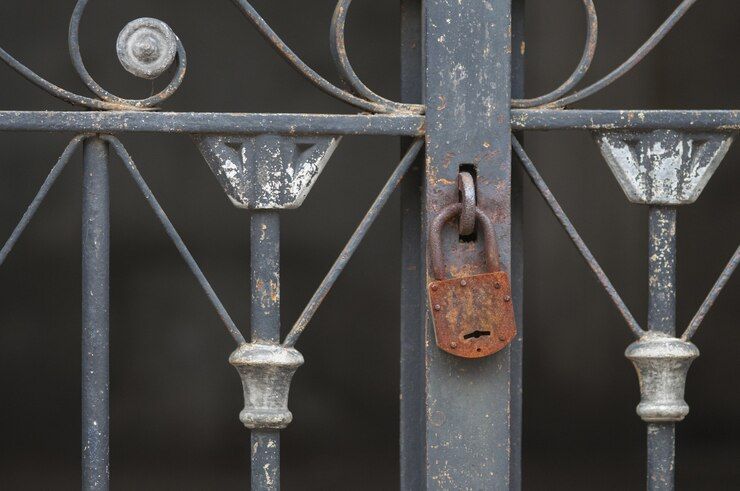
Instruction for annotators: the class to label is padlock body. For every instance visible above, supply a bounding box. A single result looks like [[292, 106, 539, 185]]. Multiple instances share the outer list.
[[428, 271, 517, 358]]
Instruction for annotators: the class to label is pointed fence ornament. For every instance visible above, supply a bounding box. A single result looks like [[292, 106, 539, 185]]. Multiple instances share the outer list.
[[593, 129, 735, 205], [194, 134, 341, 209]]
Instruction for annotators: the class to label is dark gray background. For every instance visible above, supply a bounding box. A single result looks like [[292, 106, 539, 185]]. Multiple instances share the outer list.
[[0, 0, 737, 489]]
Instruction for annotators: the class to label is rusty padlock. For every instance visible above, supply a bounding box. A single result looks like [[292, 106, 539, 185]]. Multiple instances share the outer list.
[[428, 203, 517, 358]]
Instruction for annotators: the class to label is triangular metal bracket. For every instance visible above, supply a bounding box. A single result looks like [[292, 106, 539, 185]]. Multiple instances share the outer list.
[[593, 129, 735, 205], [194, 134, 341, 209]]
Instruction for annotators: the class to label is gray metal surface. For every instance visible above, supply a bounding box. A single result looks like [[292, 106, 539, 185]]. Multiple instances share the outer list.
[[249, 211, 282, 490], [594, 130, 735, 204], [194, 135, 341, 209], [644, 206, 679, 491], [0, 0, 735, 489], [81, 137, 110, 490], [422, 0, 512, 487], [399, 1, 425, 488]]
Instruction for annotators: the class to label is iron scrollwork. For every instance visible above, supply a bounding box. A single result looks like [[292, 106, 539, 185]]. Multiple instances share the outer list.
[[0, 0, 737, 489]]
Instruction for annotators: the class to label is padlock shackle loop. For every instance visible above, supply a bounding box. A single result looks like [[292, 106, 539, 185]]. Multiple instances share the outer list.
[[429, 203, 502, 280]]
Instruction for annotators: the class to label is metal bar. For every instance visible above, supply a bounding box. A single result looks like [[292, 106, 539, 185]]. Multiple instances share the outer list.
[[81, 136, 110, 490], [423, 0, 512, 487], [646, 206, 677, 491], [400, 0, 424, 488], [512, 137, 645, 338], [0, 112, 425, 136], [512, 109, 740, 131], [250, 211, 281, 490], [283, 139, 423, 348], [510, 1, 525, 488], [0, 110, 739, 134], [104, 136, 245, 345], [682, 244, 740, 341], [0, 136, 85, 267]]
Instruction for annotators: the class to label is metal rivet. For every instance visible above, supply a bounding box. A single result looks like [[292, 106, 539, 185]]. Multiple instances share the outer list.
[[434, 304, 442, 311], [498, 335, 506, 342], [450, 342, 458, 349], [494, 282, 502, 289], [460, 280, 467, 287], [431, 284, 438, 291], [504, 295, 511, 302]]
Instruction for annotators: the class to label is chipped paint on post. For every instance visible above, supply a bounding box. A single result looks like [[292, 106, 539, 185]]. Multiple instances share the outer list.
[[194, 134, 341, 209], [594, 130, 735, 205], [423, 0, 512, 488]]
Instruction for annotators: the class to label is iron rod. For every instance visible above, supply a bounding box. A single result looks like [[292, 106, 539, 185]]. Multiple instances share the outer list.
[[104, 136, 245, 345], [510, 1, 526, 487], [250, 211, 281, 490], [682, 244, 739, 341], [512, 136, 645, 338], [647, 206, 677, 491], [0, 136, 84, 267], [0, 112, 425, 136], [81, 136, 110, 490], [283, 139, 423, 348], [511, 109, 740, 131], [0, 110, 738, 134]]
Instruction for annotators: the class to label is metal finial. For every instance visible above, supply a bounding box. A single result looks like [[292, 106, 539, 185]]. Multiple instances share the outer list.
[[116, 18, 178, 80]]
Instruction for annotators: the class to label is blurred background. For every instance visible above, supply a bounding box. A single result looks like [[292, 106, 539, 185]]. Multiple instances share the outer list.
[[0, 0, 737, 489]]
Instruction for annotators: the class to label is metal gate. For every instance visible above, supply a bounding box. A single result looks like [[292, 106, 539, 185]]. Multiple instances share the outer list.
[[0, 0, 737, 489]]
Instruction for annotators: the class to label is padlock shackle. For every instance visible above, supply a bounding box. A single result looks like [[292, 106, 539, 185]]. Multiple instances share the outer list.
[[429, 203, 502, 280]]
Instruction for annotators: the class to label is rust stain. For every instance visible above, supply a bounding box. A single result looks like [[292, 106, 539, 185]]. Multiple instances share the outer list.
[[428, 271, 516, 358]]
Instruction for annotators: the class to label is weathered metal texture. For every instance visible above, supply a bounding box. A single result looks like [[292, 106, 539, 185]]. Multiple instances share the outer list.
[[594, 130, 735, 204], [0, 112, 426, 135], [116, 18, 178, 80], [248, 211, 282, 491], [230, 343, 304, 429], [427, 203, 516, 358], [429, 272, 516, 358], [399, 0, 425, 488], [4, 110, 740, 134], [644, 206, 678, 491], [510, 1, 526, 487], [81, 137, 110, 490], [626, 333, 699, 423], [194, 134, 341, 209], [511, 109, 740, 131], [423, 0, 512, 487]]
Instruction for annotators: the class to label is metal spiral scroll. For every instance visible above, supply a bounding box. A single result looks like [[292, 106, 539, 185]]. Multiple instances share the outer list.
[[0, 0, 700, 112], [0, 0, 185, 111], [513, 0, 699, 108], [229, 0, 422, 114]]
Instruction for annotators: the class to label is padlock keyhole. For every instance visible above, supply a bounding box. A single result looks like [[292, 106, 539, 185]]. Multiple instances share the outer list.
[[463, 330, 491, 340]]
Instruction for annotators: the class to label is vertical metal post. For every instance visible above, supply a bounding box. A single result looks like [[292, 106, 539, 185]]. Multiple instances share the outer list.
[[510, 1, 525, 489], [81, 136, 110, 490], [422, 0, 512, 488], [250, 211, 281, 490], [646, 206, 677, 491], [400, 0, 424, 489]]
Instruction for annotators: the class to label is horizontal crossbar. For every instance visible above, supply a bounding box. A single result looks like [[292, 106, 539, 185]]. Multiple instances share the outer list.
[[0, 110, 737, 135]]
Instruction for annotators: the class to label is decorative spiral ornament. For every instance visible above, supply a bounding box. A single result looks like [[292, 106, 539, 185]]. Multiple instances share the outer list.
[[117, 18, 178, 80], [68, 0, 187, 109]]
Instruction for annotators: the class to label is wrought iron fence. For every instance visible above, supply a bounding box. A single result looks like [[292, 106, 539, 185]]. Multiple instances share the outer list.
[[0, 0, 737, 489]]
